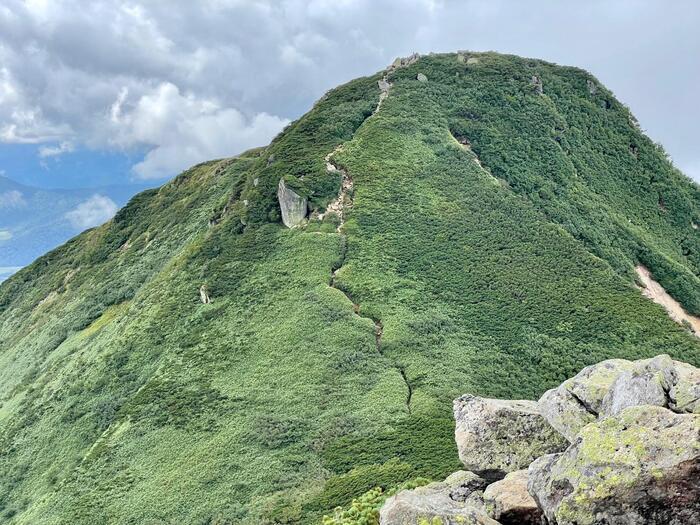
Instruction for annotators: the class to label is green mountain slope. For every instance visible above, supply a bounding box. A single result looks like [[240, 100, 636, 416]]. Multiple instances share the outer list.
[[1, 52, 699, 524]]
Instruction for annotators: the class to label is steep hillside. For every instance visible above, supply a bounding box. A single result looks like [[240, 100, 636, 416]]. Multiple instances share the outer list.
[[0, 52, 698, 524]]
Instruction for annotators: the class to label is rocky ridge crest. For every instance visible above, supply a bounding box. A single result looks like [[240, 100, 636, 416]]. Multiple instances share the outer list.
[[379, 355, 700, 525]]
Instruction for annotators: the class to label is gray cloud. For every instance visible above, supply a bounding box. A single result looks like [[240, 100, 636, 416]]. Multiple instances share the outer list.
[[0, 0, 698, 180]]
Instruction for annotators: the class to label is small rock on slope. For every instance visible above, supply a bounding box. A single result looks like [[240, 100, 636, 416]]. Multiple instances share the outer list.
[[277, 178, 307, 228]]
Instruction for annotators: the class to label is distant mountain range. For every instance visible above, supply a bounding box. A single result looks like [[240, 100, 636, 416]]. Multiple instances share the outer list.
[[0, 175, 150, 280]]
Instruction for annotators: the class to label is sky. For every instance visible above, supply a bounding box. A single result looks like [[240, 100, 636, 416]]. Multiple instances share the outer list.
[[0, 0, 699, 199]]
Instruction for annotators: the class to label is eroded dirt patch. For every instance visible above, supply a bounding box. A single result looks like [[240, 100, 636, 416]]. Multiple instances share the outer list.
[[636, 265, 700, 337]]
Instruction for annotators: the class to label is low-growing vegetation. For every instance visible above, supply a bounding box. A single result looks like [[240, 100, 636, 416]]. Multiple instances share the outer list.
[[0, 52, 698, 524]]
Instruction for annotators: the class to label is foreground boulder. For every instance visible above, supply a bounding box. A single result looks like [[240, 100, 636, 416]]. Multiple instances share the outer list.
[[483, 470, 541, 525], [380, 355, 700, 524], [538, 355, 700, 441], [528, 405, 700, 525], [379, 471, 496, 525], [538, 358, 633, 441], [600, 365, 668, 416], [453, 395, 566, 480], [444, 470, 490, 504], [670, 359, 700, 413]]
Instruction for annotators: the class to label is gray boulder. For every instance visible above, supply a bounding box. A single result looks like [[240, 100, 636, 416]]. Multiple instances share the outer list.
[[538, 358, 635, 441], [670, 360, 700, 413], [640, 354, 700, 414], [379, 473, 499, 525], [537, 385, 596, 443], [199, 285, 211, 304], [600, 367, 668, 416], [531, 75, 543, 95], [453, 395, 566, 480], [443, 470, 489, 504], [528, 406, 700, 525], [483, 470, 542, 525], [540, 355, 700, 442], [277, 178, 307, 228]]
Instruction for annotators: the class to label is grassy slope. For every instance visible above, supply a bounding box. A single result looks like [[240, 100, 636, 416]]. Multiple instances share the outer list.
[[0, 53, 698, 524]]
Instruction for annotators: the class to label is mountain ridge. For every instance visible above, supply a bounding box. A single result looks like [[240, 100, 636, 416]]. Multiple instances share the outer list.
[[0, 51, 698, 524]]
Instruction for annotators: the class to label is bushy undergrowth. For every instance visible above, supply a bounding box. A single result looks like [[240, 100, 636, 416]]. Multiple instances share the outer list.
[[0, 52, 698, 525]]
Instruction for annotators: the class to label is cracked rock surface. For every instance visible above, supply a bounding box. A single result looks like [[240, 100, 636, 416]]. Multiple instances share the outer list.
[[453, 395, 567, 480]]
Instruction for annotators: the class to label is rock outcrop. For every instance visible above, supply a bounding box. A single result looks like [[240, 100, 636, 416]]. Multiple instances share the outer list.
[[538, 358, 633, 441], [199, 285, 211, 304], [390, 53, 420, 70], [277, 178, 307, 228], [381, 355, 700, 525], [531, 75, 543, 95], [453, 395, 566, 480], [380, 472, 497, 525], [529, 406, 700, 525], [483, 470, 541, 525], [539, 355, 700, 441]]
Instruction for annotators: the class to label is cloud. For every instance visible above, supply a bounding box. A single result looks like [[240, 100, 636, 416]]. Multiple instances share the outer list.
[[65, 194, 118, 230], [0, 190, 26, 209], [0, 1, 698, 180], [0, 230, 12, 241], [109, 82, 288, 179], [38, 141, 74, 158]]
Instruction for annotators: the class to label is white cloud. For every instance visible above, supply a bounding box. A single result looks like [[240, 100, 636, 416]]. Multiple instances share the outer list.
[[38, 141, 74, 157], [108, 82, 289, 179], [0, 190, 26, 209], [65, 194, 118, 230], [0, 230, 13, 241]]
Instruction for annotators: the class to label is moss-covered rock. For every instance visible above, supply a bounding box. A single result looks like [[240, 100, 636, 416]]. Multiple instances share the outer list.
[[453, 395, 567, 480], [379, 472, 498, 525], [528, 406, 700, 525]]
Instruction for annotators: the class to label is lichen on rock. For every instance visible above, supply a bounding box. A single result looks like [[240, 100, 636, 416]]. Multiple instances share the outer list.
[[483, 470, 541, 525], [379, 471, 498, 525], [453, 395, 567, 480], [528, 406, 700, 525], [379, 355, 700, 525]]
